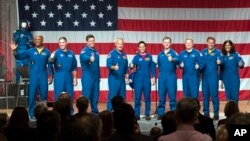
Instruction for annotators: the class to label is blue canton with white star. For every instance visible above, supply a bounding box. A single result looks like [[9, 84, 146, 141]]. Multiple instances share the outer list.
[[18, 0, 117, 31]]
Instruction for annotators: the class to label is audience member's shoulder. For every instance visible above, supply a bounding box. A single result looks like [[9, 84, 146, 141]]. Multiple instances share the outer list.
[[191, 132, 213, 141], [158, 134, 172, 141]]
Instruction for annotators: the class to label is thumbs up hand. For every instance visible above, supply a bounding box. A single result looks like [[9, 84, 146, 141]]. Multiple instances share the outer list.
[[195, 63, 199, 69], [114, 63, 119, 71]]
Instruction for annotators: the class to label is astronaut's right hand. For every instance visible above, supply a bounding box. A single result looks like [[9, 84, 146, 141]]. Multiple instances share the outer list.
[[179, 62, 184, 68], [168, 55, 173, 62], [129, 63, 134, 69], [113, 63, 119, 71], [50, 51, 56, 59], [9, 41, 17, 50], [90, 55, 95, 62]]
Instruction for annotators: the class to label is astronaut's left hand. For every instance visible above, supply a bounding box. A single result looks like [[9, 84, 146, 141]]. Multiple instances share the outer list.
[[238, 61, 244, 67], [73, 78, 78, 86]]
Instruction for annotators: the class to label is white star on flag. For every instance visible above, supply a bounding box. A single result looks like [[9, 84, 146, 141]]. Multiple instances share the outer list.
[[24, 4, 30, 11], [65, 12, 71, 18], [90, 20, 96, 27], [81, 12, 87, 18], [90, 4, 96, 10], [73, 20, 79, 26], [73, 4, 79, 10], [48, 12, 54, 18], [107, 4, 112, 11], [40, 4, 46, 10], [40, 20, 46, 26], [98, 12, 104, 18], [106, 21, 113, 27], [57, 20, 63, 26], [32, 12, 38, 18], [57, 4, 63, 10]]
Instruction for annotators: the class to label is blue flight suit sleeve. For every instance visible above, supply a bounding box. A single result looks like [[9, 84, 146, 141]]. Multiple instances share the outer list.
[[150, 57, 156, 77], [172, 51, 179, 64], [72, 54, 78, 71], [131, 55, 138, 68], [197, 51, 205, 70], [178, 52, 184, 68], [47, 51, 54, 76], [157, 54, 160, 68], [28, 32, 33, 48], [107, 53, 114, 70], [80, 50, 90, 64], [125, 55, 129, 74], [236, 52, 245, 69]]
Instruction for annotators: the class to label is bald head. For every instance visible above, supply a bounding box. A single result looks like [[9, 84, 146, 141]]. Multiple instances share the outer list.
[[115, 38, 124, 52]]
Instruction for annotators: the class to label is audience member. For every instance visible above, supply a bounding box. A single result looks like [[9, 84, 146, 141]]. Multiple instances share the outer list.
[[3, 106, 32, 141], [218, 100, 239, 127], [161, 111, 176, 135], [36, 110, 61, 141], [71, 113, 102, 141], [0, 113, 8, 132], [99, 110, 114, 139], [158, 97, 212, 141], [194, 99, 216, 140], [74, 95, 89, 118], [111, 95, 124, 111], [104, 103, 153, 141]]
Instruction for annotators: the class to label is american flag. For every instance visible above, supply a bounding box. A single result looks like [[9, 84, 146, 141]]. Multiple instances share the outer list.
[[17, 0, 250, 102]]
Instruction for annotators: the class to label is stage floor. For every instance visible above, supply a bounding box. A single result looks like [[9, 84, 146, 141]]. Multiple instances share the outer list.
[[1, 100, 250, 116]]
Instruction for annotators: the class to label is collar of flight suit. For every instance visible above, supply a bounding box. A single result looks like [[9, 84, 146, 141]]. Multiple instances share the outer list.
[[207, 48, 215, 54], [185, 48, 193, 53], [115, 49, 124, 54], [36, 47, 44, 54]]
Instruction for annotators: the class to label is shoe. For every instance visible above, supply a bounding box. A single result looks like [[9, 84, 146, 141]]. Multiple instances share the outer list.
[[157, 116, 162, 120], [213, 115, 219, 120], [145, 116, 151, 121], [204, 114, 210, 118]]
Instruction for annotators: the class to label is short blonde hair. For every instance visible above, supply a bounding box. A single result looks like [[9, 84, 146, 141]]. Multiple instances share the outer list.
[[185, 37, 193, 43]]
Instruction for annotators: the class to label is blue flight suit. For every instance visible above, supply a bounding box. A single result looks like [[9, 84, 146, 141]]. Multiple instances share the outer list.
[[220, 52, 244, 103], [51, 49, 77, 101], [13, 28, 33, 83], [15, 47, 52, 118], [179, 49, 204, 98], [157, 49, 179, 117], [107, 49, 128, 111], [131, 53, 156, 117], [201, 48, 222, 117], [80, 46, 100, 113]]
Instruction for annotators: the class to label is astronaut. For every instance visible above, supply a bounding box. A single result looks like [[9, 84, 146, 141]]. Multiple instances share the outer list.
[[220, 40, 244, 104], [106, 38, 129, 111], [130, 41, 156, 120], [10, 35, 53, 118], [179, 37, 204, 99], [157, 36, 179, 119], [201, 37, 222, 119], [13, 20, 33, 83], [49, 37, 77, 101], [80, 34, 100, 114]]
